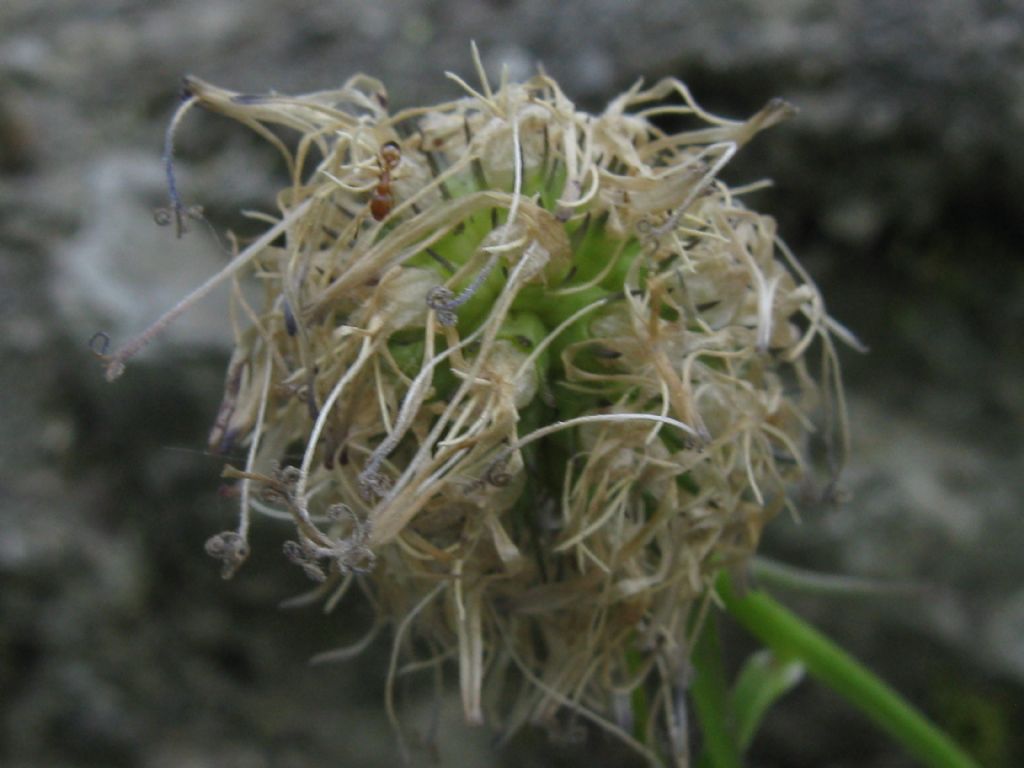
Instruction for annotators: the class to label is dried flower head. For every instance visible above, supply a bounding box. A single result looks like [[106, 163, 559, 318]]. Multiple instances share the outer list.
[[102, 50, 855, 762]]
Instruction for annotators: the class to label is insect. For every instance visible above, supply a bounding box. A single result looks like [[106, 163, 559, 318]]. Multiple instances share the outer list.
[[369, 141, 401, 221]]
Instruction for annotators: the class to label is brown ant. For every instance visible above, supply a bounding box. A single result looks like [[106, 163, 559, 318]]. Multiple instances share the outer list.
[[370, 141, 401, 221]]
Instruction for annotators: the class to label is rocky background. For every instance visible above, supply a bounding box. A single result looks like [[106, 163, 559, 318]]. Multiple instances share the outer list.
[[2, 1, 1022, 766]]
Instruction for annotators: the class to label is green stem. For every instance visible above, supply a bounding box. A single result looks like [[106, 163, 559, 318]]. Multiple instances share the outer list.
[[624, 645, 651, 744], [691, 613, 742, 768], [715, 572, 979, 768]]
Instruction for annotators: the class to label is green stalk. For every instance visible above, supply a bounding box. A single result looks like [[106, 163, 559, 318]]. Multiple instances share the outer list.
[[691, 613, 742, 768], [715, 572, 979, 768], [624, 645, 651, 744]]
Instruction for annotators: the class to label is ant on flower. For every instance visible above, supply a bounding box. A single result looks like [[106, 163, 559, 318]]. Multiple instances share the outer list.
[[369, 141, 401, 221]]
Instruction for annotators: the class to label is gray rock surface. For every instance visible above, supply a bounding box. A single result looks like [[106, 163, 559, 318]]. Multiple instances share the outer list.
[[2, 1, 1022, 766]]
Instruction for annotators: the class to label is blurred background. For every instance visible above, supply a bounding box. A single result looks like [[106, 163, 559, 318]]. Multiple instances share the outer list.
[[2, 1, 1022, 766]]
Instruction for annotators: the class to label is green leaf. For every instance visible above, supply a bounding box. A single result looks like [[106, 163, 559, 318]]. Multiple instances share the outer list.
[[715, 572, 980, 768], [732, 649, 805, 750]]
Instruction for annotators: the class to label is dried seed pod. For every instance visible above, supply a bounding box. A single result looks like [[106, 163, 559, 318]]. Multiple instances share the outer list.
[[107, 57, 856, 763], [204, 531, 249, 579]]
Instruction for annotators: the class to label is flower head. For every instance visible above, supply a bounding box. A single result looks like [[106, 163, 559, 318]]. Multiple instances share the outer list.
[[103, 54, 851, 759]]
